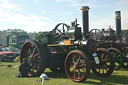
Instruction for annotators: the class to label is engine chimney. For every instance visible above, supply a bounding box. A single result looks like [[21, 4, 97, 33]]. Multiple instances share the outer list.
[[115, 11, 121, 35], [81, 6, 90, 39]]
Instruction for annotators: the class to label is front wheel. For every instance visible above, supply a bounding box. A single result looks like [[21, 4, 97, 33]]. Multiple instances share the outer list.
[[65, 50, 90, 82], [91, 48, 115, 77]]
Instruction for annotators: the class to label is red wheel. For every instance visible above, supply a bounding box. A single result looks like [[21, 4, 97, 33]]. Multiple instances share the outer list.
[[65, 50, 90, 82], [91, 48, 115, 77], [20, 41, 48, 76]]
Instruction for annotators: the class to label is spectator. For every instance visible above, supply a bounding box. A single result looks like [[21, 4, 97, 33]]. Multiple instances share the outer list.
[[18, 58, 31, 77]]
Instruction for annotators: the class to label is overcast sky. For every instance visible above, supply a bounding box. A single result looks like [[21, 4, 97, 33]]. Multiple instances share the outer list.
[[0, 0, 128, 32]]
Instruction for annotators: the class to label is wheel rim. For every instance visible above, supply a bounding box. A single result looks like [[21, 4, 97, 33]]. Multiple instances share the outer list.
[[65, 51, 90, 82], [108, 48, 124, 70], [20, 42, 40, 76], [91, 49, 114, 77]]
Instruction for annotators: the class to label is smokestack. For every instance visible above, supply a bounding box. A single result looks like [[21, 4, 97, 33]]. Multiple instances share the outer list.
[[81, 6, 90, 39], [115, 11, 121, 35]]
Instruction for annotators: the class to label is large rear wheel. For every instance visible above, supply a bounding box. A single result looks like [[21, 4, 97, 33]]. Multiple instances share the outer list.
[[65, 50, 90, 82], [91, 48, 115, 77], [20, 41, 49, 76]]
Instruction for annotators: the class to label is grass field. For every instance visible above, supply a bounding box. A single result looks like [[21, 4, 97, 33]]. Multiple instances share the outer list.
[[0, 62, 128, 85]]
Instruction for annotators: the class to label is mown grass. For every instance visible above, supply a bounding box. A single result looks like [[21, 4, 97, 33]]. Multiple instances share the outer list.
[[0, 62, 128, 85]]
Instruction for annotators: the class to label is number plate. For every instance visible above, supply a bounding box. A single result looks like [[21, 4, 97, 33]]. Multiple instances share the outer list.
[[94, 56, 100, 64], [92, 53, 100, 64]]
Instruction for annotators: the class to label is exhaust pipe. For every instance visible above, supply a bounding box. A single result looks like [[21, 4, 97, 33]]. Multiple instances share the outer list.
[[81, 6, 90, 39], [115, 11, 121, 35]]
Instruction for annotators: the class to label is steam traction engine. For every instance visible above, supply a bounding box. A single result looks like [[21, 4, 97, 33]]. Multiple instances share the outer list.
[[20, 6, 115, 82], [89, 11, 128, 70]]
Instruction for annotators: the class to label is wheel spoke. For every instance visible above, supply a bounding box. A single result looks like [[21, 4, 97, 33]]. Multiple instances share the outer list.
[[31, 63, 39, 73], [32, 46, 37, 55], [79, 64, 86, 68], [80, 67, 86, 72], [33, 53, 39, 58], [73, 69, 76, 78], [28, 47, 32, 56], [78, 69, 84, 78], [72, 56, 76, 64], [57, 28, 61, 33], [76, 56, 80, 65], [71, 65, 76, 72], [103, 65, 109, 72], [78, 69, 80, 78], [95, 30, 96, 35], [113, 52, 117, 58], [63, 24, 65, 32], [101, 53, 105, 60]]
